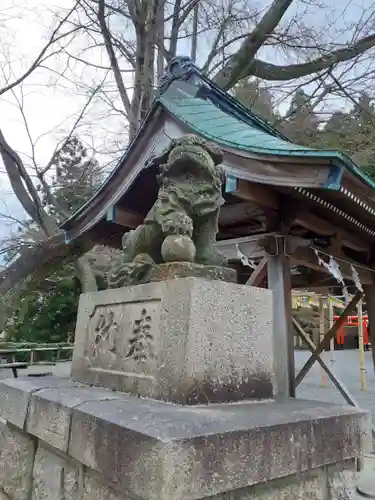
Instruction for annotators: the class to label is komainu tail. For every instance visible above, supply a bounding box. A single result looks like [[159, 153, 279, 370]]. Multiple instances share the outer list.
[[107, 254, 154, 288]]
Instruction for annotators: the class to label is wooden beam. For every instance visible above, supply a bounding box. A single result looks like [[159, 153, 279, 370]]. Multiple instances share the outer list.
[[299, 213, 371, 254], [234, 179, 279, 210], [216, 234, 268, 260], [268, 252, 295, 398], [245, 256, 268, 286], [216, 235, 375, 285], [292, 246, 374, 285], [219, 202, 260, 226], [291, 271, 333, 288], [232, 179, 371, 253], [295, 291, 363, 387], [106, 206, 143, 228]]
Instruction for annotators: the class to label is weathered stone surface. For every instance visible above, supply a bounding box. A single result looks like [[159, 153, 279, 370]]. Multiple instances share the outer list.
[[67, 392, 369, 500], [83, 471, 132, 500], [161, 235, 196, 262], [107, 134, 227, 288], [0, 377, 81, 429], [210, 468, 326, 499], [0, 490, 11, 500], [32, 445, 79, 500], [159, 278, 273, 404], [149, 262, 237, 283], [0, 420, 35, 500], [26, 386, 124, 452], [71, 278, 274, 403], [327, 459, 358, 500], [71, 283, 165, 399], [0, 377, 369, 500]]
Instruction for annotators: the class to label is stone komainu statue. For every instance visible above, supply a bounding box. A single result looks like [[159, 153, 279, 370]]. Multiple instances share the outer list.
[[108, 134, 227, 288]]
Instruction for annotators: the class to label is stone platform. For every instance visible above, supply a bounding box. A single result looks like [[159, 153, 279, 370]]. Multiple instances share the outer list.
[[71, 278, 274, 404], [0, 376, 371, 500]]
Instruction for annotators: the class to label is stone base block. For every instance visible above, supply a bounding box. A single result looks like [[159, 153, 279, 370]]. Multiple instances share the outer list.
[[0, 421, 35, 500], [149, 262, 237, 283], [71, 278, 274, 403], [0, 377, 371, 500]]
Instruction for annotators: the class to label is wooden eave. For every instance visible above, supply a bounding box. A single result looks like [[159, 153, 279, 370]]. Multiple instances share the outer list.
[[219, 146, 375, 243], [61, 123, 375, 264], [61, 104, 165, 241], [60, 84, 375, 283]]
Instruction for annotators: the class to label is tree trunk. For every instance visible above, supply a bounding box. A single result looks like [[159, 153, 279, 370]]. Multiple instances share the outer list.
[[0, 234, 90, 331], [75, 255, 98, 293], [0, 128, 99, 334]]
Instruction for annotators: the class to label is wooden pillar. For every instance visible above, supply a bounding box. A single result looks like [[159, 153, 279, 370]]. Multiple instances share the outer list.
[[328, 299, 335, 370], [357, 299, 366, 391], [268, 251, 295, 398], [319, 298, 327, 387], [363, 285, 375, 375]]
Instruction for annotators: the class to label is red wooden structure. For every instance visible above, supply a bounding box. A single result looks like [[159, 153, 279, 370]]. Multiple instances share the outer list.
[[334, 315, 369, 345]]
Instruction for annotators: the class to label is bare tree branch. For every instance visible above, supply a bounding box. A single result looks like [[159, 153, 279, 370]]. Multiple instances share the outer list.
[[40, 77, 106, 177], [213, 0, 295, 89], [243, 33, 375, 82], [97, 0, 132, 116], [0, 0, 83, 96], [0, 130, 55, 234], [0, 233, 87, 331]]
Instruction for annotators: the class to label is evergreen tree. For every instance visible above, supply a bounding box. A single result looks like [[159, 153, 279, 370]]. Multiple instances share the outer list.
[[43, 136, 101, 223], [6, 277, 81, 344], [280, 89, 319, 145], [232, 78, 276, 123], [4, 137, 103, 342], [314, 93, 375, 180], [324, 111, 353, 136], [5, 272, 107, 344]]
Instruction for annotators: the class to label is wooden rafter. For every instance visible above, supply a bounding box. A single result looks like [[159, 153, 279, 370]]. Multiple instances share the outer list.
[[232, 179, 372, 253]]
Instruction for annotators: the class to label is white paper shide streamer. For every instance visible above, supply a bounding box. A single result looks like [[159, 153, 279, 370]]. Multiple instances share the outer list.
[[314, 250, 349, 304], [236, 244, 256, 269], [350, 264, 363, 292]]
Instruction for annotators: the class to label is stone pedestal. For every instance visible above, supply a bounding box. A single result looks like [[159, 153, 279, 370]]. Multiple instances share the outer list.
[[0, 277, 371, 500], [0, 377, 371, 500], [71, 278, 274, 404]]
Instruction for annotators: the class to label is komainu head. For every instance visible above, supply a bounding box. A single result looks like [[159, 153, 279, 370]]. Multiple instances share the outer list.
[[147, 134, 225, 182]]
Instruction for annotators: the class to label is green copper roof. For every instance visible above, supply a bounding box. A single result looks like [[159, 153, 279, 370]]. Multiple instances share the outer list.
[[157, 79, 375, 192], [159, 94, 312, 154], [61, 57, 375, 236]]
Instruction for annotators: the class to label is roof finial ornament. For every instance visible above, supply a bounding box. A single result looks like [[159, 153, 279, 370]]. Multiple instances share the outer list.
[[158, 56, 199, 92]]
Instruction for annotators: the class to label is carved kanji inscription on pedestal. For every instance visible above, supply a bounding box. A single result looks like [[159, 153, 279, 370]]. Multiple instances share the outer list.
[[126, 308, 154, 363], [84, 299, 160, 378], [92, 308, 118, 357]]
